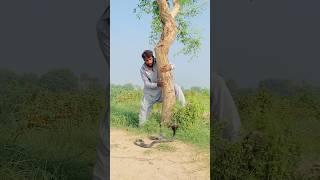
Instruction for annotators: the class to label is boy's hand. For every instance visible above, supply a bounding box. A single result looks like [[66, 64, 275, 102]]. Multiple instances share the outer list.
[[160, 64, 172, 72], [157, 81, 165, 87]]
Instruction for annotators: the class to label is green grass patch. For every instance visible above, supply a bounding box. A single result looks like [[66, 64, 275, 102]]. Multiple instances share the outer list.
[[110, 87, 210, 150]]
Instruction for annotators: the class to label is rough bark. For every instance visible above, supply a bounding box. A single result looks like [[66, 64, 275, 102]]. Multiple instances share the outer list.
[[155, 0, 180, 127]]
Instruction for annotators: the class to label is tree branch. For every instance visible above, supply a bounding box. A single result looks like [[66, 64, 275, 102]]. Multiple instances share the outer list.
[[156, 0, 178, 49], [171, 0, 181, 18], [157, 0, 171, 23]]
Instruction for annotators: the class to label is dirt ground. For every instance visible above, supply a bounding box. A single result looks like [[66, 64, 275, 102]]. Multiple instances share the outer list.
[[110, 128, 210, 180]]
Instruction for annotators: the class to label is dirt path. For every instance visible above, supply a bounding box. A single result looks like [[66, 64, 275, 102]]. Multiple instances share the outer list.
[[110, 128, 210, 180]]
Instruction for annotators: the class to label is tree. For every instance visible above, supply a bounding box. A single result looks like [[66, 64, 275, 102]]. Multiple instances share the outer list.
[[39, 69, 79, 92], [258, 78, 300, 96], [135, 0, 205, 127], [80, 72, 103, 91], [190, 86, 202, 92]]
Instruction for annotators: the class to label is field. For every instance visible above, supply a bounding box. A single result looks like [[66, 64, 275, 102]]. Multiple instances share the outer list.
[[0, 69, 104, 179], [109, 84, 211, 179], [1, 69, 320, 179], [110, 84, 210, 149], [111, 81, 320, 179], [212, 80, 320, 179]]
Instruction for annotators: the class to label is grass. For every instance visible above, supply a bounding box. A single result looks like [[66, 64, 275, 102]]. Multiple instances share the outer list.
[[110, 87, 210, 151], [211, 89, 320, 179], [0, 117, 100, 179], [1, 68, 320, 179]]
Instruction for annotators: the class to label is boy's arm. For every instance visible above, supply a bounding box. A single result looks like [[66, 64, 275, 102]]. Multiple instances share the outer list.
[[159, 63, 175, 72], [170, 63, 175, 70], [140, 69, 158, 88]]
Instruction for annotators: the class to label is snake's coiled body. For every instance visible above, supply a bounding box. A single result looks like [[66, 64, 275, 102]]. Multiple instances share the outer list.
[[134, 124, 178, 148]]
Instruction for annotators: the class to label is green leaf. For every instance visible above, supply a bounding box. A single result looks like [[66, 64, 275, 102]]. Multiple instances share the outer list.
[[134, 0, 208, 60]]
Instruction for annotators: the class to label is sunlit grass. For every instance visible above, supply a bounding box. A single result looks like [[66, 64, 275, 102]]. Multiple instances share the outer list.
[[110, 87, 210, 151]]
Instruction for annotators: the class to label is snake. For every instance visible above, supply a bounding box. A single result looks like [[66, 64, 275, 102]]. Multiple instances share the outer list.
[[134, 124, 178, 148]]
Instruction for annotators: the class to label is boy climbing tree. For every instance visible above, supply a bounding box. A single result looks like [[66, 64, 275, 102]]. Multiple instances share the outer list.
[[134, 0, 241, 147], [134, 0, 204, 141], [138, 49, 186, 128]]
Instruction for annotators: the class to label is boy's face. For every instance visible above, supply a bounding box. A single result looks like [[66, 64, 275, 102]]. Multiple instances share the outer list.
[[144, 56, 153, 67]]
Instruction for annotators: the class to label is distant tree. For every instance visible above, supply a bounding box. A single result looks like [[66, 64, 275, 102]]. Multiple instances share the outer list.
[[39, 69, 79, 92], [87, 77, 102, 90], [80, 72, 90, 82], [0, 69, 19, 87], [258, 79, 297, 96], [190, 86, 202, 92], [19, 73, 39, 86], [122, 83, 135, 90], [80, 72, 102, 91]]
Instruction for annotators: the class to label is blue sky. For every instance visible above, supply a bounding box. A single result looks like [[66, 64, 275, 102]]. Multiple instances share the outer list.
[[110, 0, 210, 89]]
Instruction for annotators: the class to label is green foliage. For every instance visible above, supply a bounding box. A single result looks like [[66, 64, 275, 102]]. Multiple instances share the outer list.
[[0, 121, 98, 179], [212, 80, 320, 179], [0, 69, 103, 178], [2, 69, 320, 179], [134, 0, 207, 59], [212, 129, 301, 179], [175, 3, 203, 59], [172, 97, 205, 130], [0, 69, 19, 85], [110, 85, 210, 148]]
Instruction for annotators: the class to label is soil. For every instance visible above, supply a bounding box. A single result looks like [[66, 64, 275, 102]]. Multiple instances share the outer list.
[[110, 128, 210, 180]]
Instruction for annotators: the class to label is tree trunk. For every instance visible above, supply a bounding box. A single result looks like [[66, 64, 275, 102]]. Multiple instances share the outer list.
[[155, 0, 180, 127]]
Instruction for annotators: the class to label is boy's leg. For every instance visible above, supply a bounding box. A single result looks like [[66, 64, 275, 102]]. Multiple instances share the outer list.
[[138, 95, 154, 127], [174, 84, 186, 107], [93, 5, 109, 180], [213, 73, 241, 142]]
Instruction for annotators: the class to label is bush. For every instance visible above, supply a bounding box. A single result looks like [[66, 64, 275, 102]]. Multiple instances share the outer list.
[[212, 128, 301, 179], [172, 97, 205, 130]]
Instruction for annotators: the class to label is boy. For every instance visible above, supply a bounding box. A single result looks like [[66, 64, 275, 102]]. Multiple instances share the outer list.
[[138, 50, 186, 127]]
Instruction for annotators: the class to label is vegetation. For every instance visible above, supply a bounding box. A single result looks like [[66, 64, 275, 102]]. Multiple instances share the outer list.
[[0, 69, 105, 179], [1, 68, 319, 179], [212, 78, 320, 179], [110, 83, 210, 149], [133, 0, 207, 127]]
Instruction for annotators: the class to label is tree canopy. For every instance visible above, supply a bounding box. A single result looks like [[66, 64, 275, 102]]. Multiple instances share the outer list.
[[134, 0, 207, 59]]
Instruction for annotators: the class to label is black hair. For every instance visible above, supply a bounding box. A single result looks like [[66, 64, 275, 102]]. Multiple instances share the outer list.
[[141, 50, 155, 60]]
